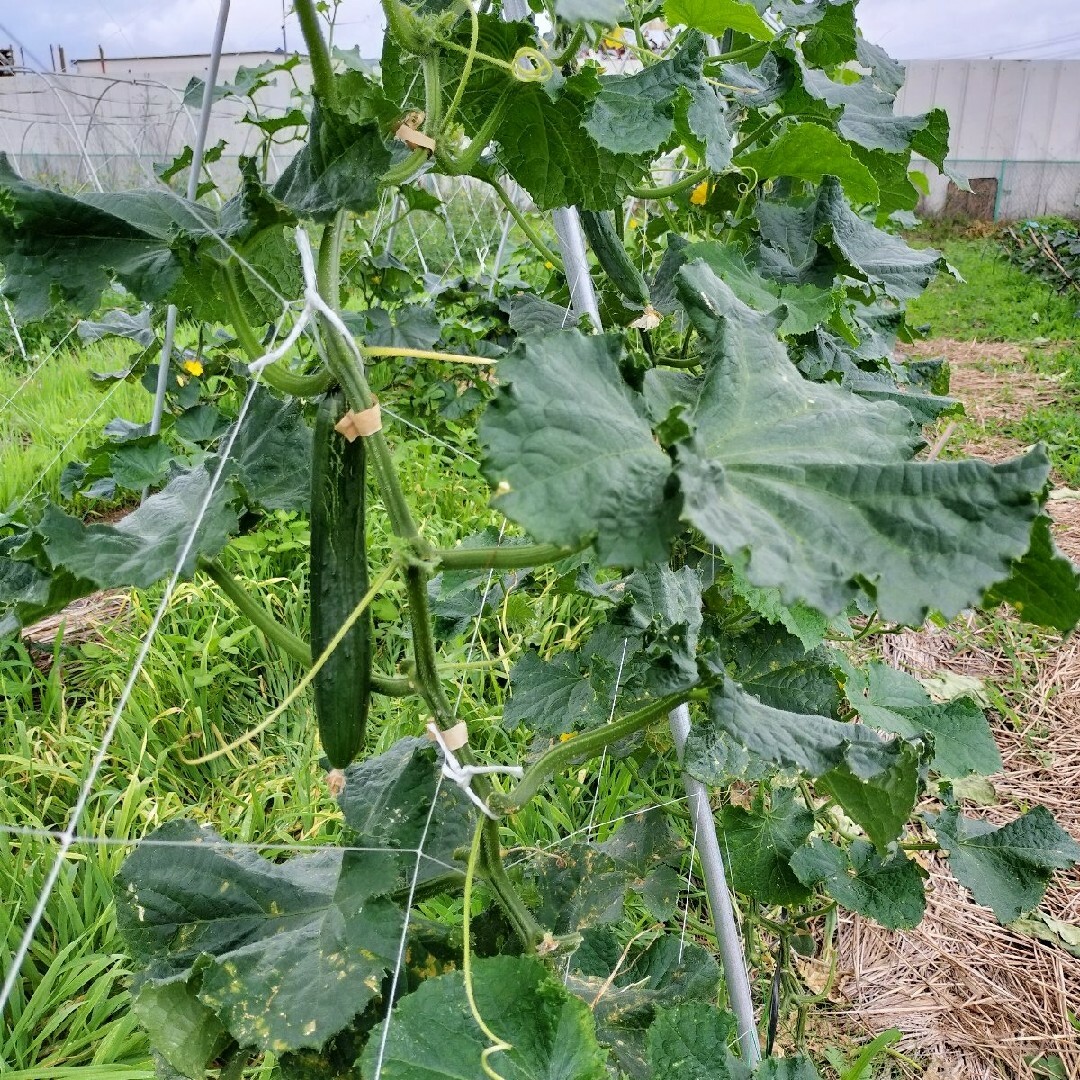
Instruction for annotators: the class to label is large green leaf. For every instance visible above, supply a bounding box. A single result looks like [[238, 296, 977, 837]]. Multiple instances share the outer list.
[[338, 737, 475, 888], [758, 178, 948, 299], [359, 956, 608, 1080], [567, 929, 720, 1079], [790, 838, 927, 929], [985, 514, 1080, 632], [115, 820, 403, 1054], [40, 468, 239, 590], [646, 1003, 736, 1080], [737, 123, 879, 205], [717, 790, 815, 905], [129, 974, 231, 1079], [664, 0, 774, 40], [273, 94, 391, 221], [927, 807, 1080, 923], [480, 331, 676, 566], [841, 660, 1002, 778], [0, 553, 94, 638], [671, 279, 1045, 622], [691, 682, 898, 782], [586, 35, 706, 157]]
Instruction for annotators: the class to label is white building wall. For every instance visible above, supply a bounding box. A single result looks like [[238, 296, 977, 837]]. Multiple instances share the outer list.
[[896, 60, 1080, 218]]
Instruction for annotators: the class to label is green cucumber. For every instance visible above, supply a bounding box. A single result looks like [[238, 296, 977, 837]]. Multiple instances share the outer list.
[[580, 209, 651, 307], [310, 390, 372, 770]]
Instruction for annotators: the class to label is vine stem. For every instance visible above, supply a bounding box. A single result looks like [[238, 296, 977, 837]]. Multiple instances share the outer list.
[[363, 346, 497, 366], [489, 692, 692, 814], [177, 561, 399, 765], [440, 0, 479, 135], [629, 167, 709, 201], [482, 177, 565, 271], [294, 0, 336, 105], [463, 821, 514, 1080]]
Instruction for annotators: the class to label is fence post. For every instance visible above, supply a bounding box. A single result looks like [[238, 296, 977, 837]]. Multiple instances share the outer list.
[[150, 0, 232, 451]]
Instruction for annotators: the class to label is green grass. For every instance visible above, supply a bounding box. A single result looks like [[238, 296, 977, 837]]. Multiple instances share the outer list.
[[907, 234, 1080, 342], [0, 342, 153, 508]]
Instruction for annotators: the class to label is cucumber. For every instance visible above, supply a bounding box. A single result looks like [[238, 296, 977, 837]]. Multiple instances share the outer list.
[[310, 390, 372, 770], [580, 209, 651, 307]]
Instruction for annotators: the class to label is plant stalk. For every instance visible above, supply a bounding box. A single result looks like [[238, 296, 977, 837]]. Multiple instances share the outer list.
[[490, 693, 690, 814], [294, 0, 337, 106], [435, 541, 585, 571], [628, 167, 710, 201]]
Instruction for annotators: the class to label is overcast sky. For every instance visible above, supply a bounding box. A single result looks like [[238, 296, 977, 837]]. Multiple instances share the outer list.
[[3, 0, 1080, 69]]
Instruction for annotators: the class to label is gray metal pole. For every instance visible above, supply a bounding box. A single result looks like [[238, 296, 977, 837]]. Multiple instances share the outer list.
[[552, 207, 602, 330], [150, 0, 231, 452], [669, 703, 761, 1065]]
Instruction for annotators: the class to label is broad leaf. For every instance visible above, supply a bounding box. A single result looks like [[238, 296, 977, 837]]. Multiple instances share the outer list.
[[567, 929, 720, 1080], [129, 974, 231, 1079], [664, 0, 773, 41], [273, 94, 391, 221], [339, 738, 475, 887], [790, 838, 927, 930], [737, 123, 879, 205], [115, 820, 403, 1054], [40, 467, 238, 589], [359, 956, 608, 1080], [717, 790, 815, 905], [481, 331, 676, 566], [927, 807, 1080, 923], [647, 1003, 736, 1080], [841, 660, 1002, 778], [985, 514, 1080, 633]]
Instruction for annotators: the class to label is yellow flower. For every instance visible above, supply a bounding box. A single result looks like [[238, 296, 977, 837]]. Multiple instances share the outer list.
[[628, 217, 640, 230], [559, 732, 576, 743], [544, 261, 555, 270], [181, 358, 204, 377], [690, 181, 709, 206]]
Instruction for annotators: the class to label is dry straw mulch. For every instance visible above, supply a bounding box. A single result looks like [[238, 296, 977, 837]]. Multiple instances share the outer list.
[[824, 340, 1080, 1079]]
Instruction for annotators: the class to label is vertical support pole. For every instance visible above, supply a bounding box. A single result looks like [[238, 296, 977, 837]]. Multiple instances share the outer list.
[[499, 3, 761, 1063], [552, 207, 602, 330], [150, 0, 231, 464], [669, 704, 762, 1065], [994, 159, 1007, 222]]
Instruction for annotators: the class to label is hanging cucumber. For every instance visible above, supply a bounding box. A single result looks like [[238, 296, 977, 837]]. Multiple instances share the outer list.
[[310, 390, 372, 773], [580, 209, 651, 307]]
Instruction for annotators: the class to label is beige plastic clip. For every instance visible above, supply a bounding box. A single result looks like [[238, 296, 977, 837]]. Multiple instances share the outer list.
[[335, 401, 382, 442], [395, 124, 437, 153], [428, 720, 469, 753]]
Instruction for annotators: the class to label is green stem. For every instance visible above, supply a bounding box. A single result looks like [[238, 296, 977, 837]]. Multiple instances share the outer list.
[[198, 554, 416, 697], [423, 54, 444, 132], [435, 541, 586, 571], [702, 40, 772, 67], [437, 95, 510, 177], [440, 0, 478, 135], [318, 213, 347, 311], [551, 25, 585, 67], [222, 264, 332, 397], [405, 567, 455, 723], [490, 692, 690, 814], [198, 556, 312, 666], [439, 38, 514, 73], [628, 167, 709, 201], [480, 818, 547, 950], [294, 0, 336, 106], [483, 176, 565, 271], [382, 148, 430, 188]]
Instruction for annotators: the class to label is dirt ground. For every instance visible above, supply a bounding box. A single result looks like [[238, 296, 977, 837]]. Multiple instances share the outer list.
[[827, 340, 1080, 1079]]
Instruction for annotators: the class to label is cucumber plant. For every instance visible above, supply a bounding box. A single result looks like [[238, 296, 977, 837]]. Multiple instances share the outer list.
[[2, 1, 1080, 1077]]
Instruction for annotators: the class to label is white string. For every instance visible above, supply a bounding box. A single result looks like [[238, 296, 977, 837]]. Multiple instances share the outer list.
[[427, 722, 524, 820], [0, 824, 460, 874], [380, 406, 481, 466], [586, 636, 630, 838], [678, 826, 699, 964], [0, 371, 264, 1016]]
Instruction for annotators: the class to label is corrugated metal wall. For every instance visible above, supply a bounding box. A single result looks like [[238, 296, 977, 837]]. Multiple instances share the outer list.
[[897, 59, 1080, 218]]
